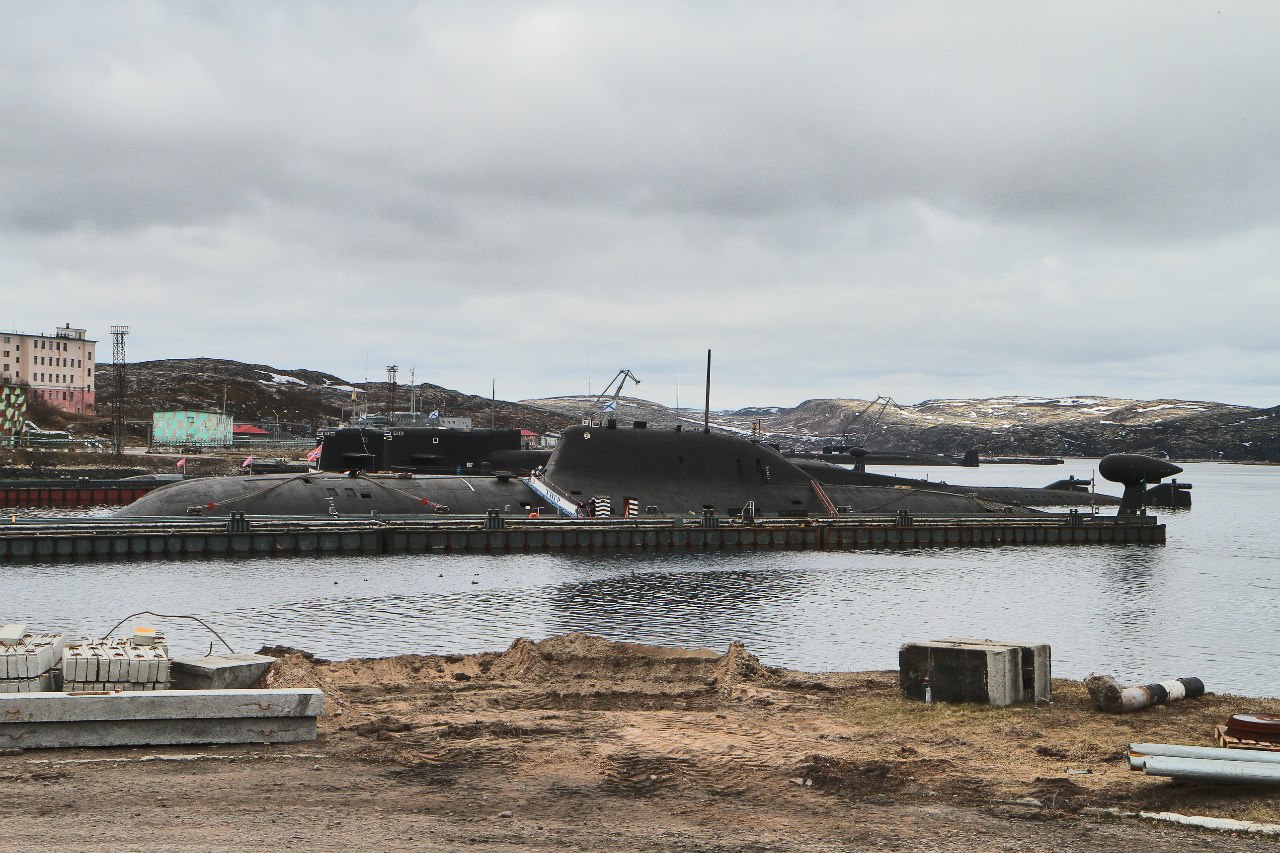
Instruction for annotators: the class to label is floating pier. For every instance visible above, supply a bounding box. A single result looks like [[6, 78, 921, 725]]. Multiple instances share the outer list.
[[0, 512, 1164, 563], [0, 478, 162, 508]]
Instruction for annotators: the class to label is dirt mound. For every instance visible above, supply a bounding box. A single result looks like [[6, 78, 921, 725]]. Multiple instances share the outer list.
[[487, 637, 554, 681], [534, 632, 719, 662], [711, 640, 776, 688], [488, 633, 753, 687]]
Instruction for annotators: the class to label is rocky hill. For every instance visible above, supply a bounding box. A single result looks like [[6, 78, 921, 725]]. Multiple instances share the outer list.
[[522, 394, 1280, 462], [85, 359, 576, 437]]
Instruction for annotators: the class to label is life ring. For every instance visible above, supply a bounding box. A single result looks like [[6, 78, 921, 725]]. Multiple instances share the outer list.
[[528, 511, 540, 519]]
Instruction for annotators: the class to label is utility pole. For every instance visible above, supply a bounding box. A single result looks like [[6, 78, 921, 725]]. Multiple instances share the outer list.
[[110, 325, 129, 456]]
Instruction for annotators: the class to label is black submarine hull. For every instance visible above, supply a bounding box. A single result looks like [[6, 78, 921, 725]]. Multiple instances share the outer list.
[[121, 422, 1042, 518], [317, 427, 549, 474], [793, 460, 1120, 508]]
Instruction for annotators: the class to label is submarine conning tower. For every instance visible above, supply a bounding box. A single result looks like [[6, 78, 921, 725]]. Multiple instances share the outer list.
[[545, 421, 813, 489], [1098, 453, 1183, 515]]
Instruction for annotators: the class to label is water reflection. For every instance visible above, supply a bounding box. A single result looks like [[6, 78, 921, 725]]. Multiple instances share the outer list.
[[545, 564, 813, 652]]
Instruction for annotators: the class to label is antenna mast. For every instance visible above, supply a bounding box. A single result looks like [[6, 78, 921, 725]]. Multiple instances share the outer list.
[[703, 349, 711, 434], [385, 365, 398, 419]]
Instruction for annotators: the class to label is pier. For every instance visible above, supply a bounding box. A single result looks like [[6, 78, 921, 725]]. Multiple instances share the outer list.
[[0, 478, 162, 508], [0, 512, 1163, 563]]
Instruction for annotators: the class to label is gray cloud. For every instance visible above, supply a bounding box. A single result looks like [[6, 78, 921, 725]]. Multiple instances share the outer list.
[[3, 2, 1278, 409]]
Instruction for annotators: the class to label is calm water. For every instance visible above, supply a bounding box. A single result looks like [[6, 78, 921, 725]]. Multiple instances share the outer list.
[[3, 460, 1278, 696]]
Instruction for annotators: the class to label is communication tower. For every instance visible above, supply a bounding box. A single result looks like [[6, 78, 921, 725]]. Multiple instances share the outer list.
[[110, 325, 129, 456]]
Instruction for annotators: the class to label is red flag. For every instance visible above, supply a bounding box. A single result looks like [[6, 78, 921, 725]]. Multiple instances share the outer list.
[[176, 458, 186, 469], [242, 456, 254, 467], [306, 445, 322, 462]]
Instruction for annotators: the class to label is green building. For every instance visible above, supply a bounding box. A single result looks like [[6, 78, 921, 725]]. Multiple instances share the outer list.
[[151, 411, 233, 448]]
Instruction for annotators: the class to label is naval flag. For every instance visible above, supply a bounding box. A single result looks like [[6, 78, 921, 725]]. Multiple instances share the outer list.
[[306, 445, 322, 462]]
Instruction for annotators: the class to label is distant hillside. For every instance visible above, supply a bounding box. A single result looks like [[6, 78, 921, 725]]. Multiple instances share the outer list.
[[523, 393, 1279, 461], [520, 395, 687, 427], [89, 359, 576, 436]]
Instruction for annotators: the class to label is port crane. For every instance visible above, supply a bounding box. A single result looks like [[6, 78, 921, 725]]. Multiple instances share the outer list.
[[838, 396, 900, 447], [584, 369, 641, 423]]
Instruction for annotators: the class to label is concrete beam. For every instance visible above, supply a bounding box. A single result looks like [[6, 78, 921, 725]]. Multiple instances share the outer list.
[[0, 716, 318, 749], [0, 688, 323, 723], [0, 688, 322, 749]]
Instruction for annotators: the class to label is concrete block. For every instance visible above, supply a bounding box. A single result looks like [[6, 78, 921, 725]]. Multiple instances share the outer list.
[[0, 624, 26, 647], [900, 640, 1024, 707], [0, 634, 65, 684], [170, 654, 277, 691], [63, 637, 170, 692], [937, 637, 1052, 703]]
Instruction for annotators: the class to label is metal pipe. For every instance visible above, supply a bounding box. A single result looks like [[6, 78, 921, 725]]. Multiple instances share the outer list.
[[1138, 755, 1280, 785], [1085, 673, 1204, 712], [1129, 743, 1280, 769]]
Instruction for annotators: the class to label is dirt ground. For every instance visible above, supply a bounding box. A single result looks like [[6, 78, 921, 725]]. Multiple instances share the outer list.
[[4, 634, 1278, 852]]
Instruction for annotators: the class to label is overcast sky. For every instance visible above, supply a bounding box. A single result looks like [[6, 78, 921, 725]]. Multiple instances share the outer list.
[[3, 2, 1278, 410]]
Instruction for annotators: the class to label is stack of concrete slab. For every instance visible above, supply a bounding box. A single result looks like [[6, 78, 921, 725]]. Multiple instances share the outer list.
[[0, 625, 66, 693], [62, 636, 171, 692], [899, 637, 1051, 707], [0, 688, 324, 748]]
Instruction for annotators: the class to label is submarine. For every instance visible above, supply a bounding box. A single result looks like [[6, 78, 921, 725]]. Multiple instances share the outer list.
[[120, 420, 1072, 518]]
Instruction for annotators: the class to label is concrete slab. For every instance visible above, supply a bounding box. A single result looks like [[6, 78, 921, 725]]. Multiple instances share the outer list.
[[0, 688, 323, 723], [0, 716, 318, 749], [170, 653, 277, 690]]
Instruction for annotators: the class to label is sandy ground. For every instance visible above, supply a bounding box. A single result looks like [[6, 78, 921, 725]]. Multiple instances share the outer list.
[[4, 634, 1278, 852]]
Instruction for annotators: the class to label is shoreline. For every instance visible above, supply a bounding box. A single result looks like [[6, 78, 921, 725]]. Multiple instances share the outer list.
[[3, 634, 1277, 851]]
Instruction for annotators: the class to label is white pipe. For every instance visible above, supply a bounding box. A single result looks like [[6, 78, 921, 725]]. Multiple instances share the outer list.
[[1129, 743, 1280, 768], [1139, 755, 1280, 784], [1082, 807, 1280, 836]]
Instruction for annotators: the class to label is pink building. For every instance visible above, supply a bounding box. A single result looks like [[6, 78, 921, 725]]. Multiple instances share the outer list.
[[0, 324, 96, 414]]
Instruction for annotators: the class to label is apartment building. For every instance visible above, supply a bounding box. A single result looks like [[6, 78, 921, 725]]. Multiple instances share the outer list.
[[1, 323, 96, 414]]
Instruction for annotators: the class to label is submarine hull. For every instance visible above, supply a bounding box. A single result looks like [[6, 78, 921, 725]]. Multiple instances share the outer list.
[[117, 472, 545, 518], [121, 423, 1071, 519]]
